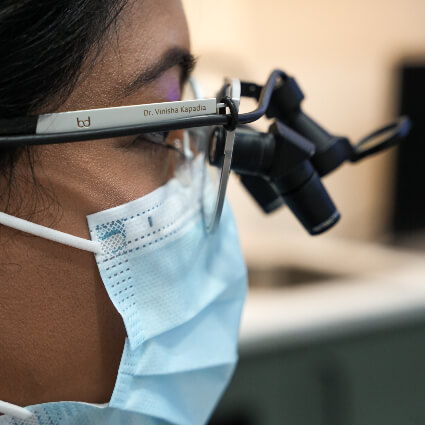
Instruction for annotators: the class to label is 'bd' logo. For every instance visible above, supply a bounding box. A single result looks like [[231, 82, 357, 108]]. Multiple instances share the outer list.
[[77, 117, 91, 128]]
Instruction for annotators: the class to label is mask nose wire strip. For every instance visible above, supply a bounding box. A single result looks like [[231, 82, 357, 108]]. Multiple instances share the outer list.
[[0, 212, 103, 255], [0, 400, 33, 419]]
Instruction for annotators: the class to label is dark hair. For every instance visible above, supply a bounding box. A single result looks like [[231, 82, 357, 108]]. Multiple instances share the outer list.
[[0, 0, 127, 209]]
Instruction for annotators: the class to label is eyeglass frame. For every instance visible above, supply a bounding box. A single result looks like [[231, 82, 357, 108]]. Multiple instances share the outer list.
[[0, 70, 284, 147], [0, 70, 286, 232]]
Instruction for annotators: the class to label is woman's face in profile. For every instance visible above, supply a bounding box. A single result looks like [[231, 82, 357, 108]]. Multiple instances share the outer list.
[[0, 0, 191, 406]]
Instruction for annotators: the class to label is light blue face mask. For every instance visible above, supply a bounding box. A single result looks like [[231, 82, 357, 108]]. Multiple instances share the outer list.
[[0, 157, 247, 425]]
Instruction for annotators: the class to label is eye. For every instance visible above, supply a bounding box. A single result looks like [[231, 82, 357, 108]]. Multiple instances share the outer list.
[[131, 131, 170, 146], [121, 130, 186, 160]]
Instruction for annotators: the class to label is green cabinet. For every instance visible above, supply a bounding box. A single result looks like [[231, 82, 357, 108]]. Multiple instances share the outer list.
[[210, 322, 425, 425]]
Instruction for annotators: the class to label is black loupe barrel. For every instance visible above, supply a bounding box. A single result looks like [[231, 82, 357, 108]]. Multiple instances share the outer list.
[[274, 170, 341, 235], [209, 127, 276, 175], [240, 174, 284, 214], [209, 125, 341, 235]]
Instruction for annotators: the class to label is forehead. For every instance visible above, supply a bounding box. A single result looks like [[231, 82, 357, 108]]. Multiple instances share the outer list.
[[58, 0, 190, 111]]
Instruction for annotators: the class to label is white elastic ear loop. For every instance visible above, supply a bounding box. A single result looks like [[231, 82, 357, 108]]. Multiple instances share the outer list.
[[0, 212, 102, 254], [0, 400, 33, 419]]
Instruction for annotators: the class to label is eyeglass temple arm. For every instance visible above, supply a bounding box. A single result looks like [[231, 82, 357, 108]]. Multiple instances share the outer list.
[[0, 70, 284, 148]]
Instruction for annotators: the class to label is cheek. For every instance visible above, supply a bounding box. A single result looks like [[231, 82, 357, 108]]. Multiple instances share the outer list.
[[37, 141, 172, 221], [111, 145, 172, 201]]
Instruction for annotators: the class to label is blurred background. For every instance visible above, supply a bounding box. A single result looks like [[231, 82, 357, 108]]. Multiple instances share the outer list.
[[182, 1, 425, 424]]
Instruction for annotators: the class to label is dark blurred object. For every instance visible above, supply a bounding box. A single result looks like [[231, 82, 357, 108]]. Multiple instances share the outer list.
[[219, 74, 410, 236], [247, 265, 345, 288], [392, 64, 425, 240], [209, 321, 425, 425]]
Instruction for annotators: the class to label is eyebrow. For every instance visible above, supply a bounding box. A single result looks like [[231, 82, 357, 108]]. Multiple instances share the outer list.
[[123, 47, 196, 97]]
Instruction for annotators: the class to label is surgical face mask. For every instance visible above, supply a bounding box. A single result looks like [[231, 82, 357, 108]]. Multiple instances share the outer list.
[[0, 154, 248, 425]]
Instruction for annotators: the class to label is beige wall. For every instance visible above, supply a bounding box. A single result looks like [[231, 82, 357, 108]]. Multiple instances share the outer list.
[[183, 0, 425, 242]]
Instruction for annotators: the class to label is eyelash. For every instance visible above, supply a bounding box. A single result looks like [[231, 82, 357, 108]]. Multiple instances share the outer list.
[[125, 131, 185, 160], [131, 131, 170, 146], [126, 132, 172, 155]]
